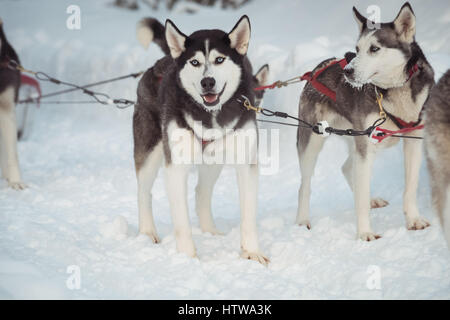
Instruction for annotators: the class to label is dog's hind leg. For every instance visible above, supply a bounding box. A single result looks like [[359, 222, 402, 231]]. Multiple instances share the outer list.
[[0, 87, 25, 190], [136, 142, 163, 243], [341, 141, 388, 209], [296, 128, 325, 229], [403, 139, 430, 230], [0, 139, 7, 179], [195, 164, 223, 235], [443, 186, 450, 248]]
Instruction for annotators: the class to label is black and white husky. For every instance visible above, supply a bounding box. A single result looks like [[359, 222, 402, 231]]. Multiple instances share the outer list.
[[133, 16, 270, 264], [0, 19, 25, 190], [425, 70, 450, 248], [296, 3, 435, 240]]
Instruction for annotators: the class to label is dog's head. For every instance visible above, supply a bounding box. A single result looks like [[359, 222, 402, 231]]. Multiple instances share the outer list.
[[165, 16, 251, 112], [252, 64, 269, 107], [344, 2, 417, 89]]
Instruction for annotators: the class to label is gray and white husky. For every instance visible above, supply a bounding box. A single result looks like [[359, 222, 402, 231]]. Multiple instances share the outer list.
[[425, 70, 450, 248], [0, 19, 25, 190], [133, 16, 270, 264], [296, 3, 435, 240]]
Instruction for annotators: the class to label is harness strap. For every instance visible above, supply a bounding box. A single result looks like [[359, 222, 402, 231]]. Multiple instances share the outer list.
[[299, 58, 348, 102], [20, 74, 42, 105], [385, 111, 422, 129], [1, 59, 42, 107]]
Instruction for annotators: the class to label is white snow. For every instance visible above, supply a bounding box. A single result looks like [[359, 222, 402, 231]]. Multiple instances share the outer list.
[[0, 0, 449, 299]]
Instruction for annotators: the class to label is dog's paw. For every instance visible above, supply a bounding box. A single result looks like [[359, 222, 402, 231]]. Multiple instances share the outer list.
[[358, 232, 382, 241], [202, 227, 224, 236], [407, 217, 430, 230], [8, 181, 27, 190], [241, 250, 270, 266], [298, 220, 311, 230], [370, 198, 389, 209], [139, 228, 160, 244], [145, 232, 161, 244], [177, 241, 197, 258]]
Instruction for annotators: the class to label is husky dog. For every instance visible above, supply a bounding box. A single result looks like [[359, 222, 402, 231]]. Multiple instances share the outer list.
[[0, 19, 25, 190], [296, 3, 434, 240], [133, 16, 269, 264], [425, 70, 450, 248]]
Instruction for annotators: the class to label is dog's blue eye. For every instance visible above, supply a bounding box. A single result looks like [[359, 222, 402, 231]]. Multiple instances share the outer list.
[[370, 46, 380, 53], [190, 59, 200, 67], [215, 57, 225, 64]]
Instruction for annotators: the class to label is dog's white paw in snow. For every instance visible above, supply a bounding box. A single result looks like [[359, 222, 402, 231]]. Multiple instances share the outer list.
[[8, 181, 27, 190], [241, 251, 270, 266], [406, 217, 430, 230], [358, 232, 382, 241], [370, 198, 389, 209]]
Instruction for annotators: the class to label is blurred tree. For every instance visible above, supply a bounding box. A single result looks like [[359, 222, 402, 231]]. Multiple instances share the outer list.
[[113, 0, 252, 11], [113, 0, 139, 10]]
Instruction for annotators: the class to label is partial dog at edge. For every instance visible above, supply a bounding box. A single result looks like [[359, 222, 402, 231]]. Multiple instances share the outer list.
[[0, 18, 26, 190], [425, 70, 450, 248], [296, 2, 434, 240], [133, 16, 270, 264]]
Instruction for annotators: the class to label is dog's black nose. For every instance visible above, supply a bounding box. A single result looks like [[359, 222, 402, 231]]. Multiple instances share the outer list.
[[201, 77, 216, 90]]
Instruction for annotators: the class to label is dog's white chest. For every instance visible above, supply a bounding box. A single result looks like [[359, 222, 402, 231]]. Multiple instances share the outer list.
[[383, 85, 429, 123]]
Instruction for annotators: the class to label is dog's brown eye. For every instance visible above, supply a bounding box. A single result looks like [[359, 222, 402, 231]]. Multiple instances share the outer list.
[[215, 57, 225, 64], [190, 59, 200, 67], [356, 46, 360, 53], [370, 45, 380, 53]]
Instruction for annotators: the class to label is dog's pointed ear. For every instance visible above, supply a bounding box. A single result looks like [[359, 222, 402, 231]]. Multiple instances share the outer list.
[[393, 2, 416, 43], [255, 64, 269, 86], [165, 19, 187, 59], [352, 6, 367, 33], [228, 15, 251, 55]]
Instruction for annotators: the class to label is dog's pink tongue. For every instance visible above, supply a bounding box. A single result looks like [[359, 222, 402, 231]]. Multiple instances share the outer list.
[[204, 94, 218, 103]]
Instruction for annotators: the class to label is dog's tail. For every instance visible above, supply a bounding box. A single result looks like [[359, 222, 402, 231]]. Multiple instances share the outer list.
[[136, 18, 170, 55]]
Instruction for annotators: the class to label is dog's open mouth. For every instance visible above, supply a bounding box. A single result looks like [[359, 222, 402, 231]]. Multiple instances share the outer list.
[[201, 84, 226, 107], [202, 93, 219, 104]]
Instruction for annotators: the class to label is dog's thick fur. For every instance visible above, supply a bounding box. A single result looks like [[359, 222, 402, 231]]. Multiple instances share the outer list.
[[425, 70, 450, 248], [0, 19, 25, 190], [296, 3, 434, 240], [133, 16, 269, 264]]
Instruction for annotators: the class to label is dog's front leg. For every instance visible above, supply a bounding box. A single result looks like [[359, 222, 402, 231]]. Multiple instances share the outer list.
[[353, 147, 380, 241], [236, 164, 269, 265], [403, 138, 430, 230], [164, 123, 200, 258], [165, 163, 196, 257]]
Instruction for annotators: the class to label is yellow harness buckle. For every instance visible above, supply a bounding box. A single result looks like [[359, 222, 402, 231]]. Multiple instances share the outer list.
[[375, 90, 387, 119]]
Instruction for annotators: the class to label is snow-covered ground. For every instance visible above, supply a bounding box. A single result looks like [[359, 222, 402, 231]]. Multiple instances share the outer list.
[[0, 0, 449, 299]]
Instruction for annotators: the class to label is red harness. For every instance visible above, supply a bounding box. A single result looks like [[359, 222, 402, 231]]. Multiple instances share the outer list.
[[298, 58, 348, 102], [20, 73, 42, 107]]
